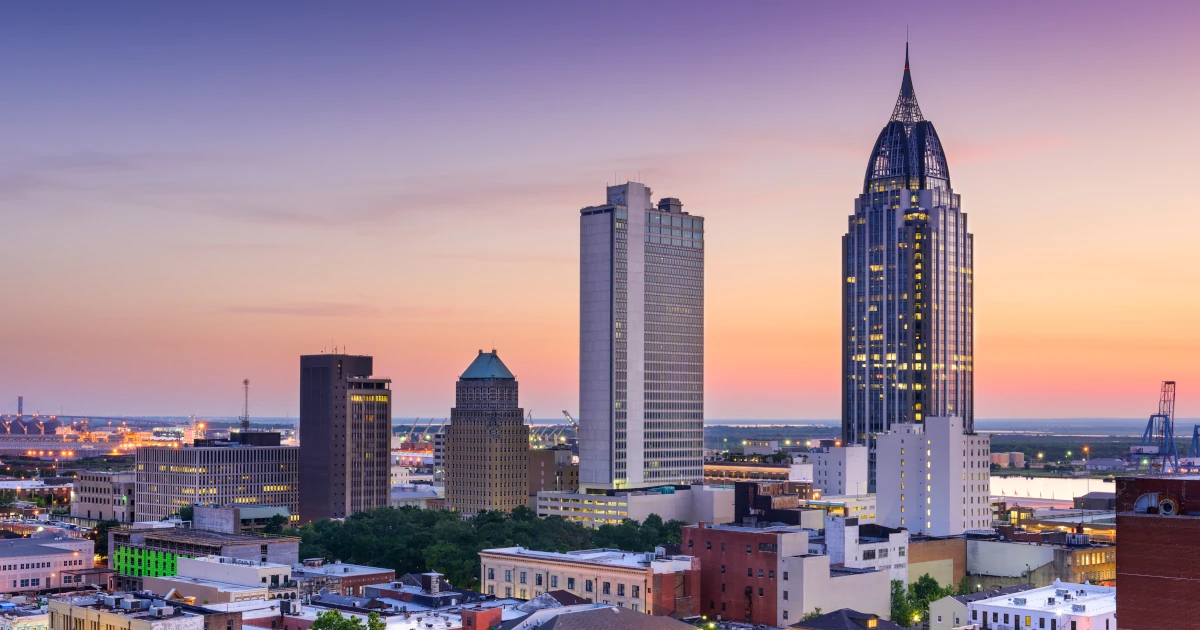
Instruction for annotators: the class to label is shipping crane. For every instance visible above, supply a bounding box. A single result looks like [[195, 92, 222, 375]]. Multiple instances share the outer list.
[[1191, 425, 1200, 460], [1131, 381, 1179, 473]]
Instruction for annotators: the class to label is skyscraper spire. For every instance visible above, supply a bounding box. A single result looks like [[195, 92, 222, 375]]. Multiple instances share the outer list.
[[891, 42, 924, 123]]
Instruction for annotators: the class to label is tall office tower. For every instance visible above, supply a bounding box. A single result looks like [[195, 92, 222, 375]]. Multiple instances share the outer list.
[[443, 350, 529, 515], [299, 354, 392, 522], [843, 46, 973, 490], [875, 417, 990, 536], [579, 182, 704, 490]]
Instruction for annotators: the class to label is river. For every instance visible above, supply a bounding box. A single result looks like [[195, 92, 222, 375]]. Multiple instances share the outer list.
[[990, 475, 1116, 503]]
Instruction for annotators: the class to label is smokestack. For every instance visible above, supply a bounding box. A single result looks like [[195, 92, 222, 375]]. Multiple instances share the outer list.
[[17, 395, 22, 416]]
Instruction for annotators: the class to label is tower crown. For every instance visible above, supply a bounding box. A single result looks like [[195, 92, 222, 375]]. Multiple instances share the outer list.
[[864, 44, 950, 193]]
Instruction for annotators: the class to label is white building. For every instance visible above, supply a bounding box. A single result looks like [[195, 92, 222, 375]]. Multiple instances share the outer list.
[[876, 416, 990, 536], [967, 580, 1114, 630], [143, 555, 295, 603], [536, 485, 732, 528], [389, 484, 440, 508], [811, 445, 870, 496], [579, 182, 704, 490], [815, 513, 909, 583]]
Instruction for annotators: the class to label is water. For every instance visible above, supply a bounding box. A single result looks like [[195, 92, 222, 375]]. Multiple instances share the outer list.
[[990, 475, 1116, 503]]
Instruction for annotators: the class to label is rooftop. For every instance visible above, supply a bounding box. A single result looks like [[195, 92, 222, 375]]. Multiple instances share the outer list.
[[789, 607, 906, 630], [950, 584, 1035, 605], [479, 547, 694, 573], [499, 603, 693, 630], [121, 527, 299, 546], [0, 538, 85, 558], [293, 561, 394, 578], [50, 595, 201, 621], [460, 350, 515, 380], [968, 580, 1115, 617]]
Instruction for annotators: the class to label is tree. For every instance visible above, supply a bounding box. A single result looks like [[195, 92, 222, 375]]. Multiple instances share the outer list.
[[310, 611, 364, 630], [365, 613, 385, 630], [890, 580, 914, 626], [178, 505, 194, 522], [800, 608, 824, 621], [92, 520, 121, 558], [906, 574, 956, 627], [263, 514, 289, 534]]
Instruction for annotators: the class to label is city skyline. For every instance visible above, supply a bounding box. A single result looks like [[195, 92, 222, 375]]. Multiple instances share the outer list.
[[2, 3, 1198, 420]]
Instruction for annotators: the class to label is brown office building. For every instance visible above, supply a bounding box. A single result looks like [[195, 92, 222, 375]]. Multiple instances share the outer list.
[[528, 446, 579, 506], [444, 350, 529, 516], [1115, 474, 1200, 630], [299, 353, 392, 522]]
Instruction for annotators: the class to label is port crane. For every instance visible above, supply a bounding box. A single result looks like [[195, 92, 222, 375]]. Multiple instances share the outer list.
[[1131, 381, 1179, 473]]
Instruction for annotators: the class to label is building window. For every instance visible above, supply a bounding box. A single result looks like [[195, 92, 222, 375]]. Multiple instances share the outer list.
[[768, 570, 775, 579], [758, 569, 764, 578], [505, 570, 512, 582], [783, 611, 789, 620], [520, 572, 527, 584], [585, 580, 593, 593], [568, 578, 576, 590], [488, 585, 494, 595], [505, 587, 512, 598], [721, 565, 726, 574], [747, 568, 753, 577], [603, 582, 611, 595], [721, 543, 726, 551], [487, 568, 494, 580], [688, 540, 693, 548], [632, 585, 640, 598], [535, 574, 543, 586], [758, 587, 763, 597], [551, 576, 558, 588], [783, 591, 788, 600], [705, 541, 711, 549], [783, 572, 788, 581], [746, 545, 752, 554], [618, 584, 625, 596]]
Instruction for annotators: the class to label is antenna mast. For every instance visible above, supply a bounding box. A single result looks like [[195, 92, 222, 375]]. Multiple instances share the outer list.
[[239, 378, 251, 431]]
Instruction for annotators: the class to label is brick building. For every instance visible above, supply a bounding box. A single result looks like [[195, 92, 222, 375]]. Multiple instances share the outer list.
[[682, 522, 889, 627], [1115, 475, 1200, 630]]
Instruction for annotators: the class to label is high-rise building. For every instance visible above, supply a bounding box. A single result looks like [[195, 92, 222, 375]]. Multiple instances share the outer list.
[[875, 416, 990, 536], [579, 182, 704, 490], [842, 46, 973, 490], [299, 353, 392, 522], [134, 433, 299, 522], [443, 350, 529, 516]]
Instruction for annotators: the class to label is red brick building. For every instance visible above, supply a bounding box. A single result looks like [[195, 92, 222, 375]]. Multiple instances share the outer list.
[[1115, 475, 1200, 630], [683, 522, 890, 627]]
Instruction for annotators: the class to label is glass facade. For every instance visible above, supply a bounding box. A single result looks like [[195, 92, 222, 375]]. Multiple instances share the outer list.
[[842, 49, 974, 490]]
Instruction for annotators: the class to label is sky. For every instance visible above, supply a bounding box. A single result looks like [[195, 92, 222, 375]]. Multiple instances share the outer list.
[[1, 1, 1198, 421]]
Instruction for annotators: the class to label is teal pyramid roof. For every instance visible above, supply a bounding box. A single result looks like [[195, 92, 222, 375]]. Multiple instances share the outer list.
[[460, 350, 515, 380]]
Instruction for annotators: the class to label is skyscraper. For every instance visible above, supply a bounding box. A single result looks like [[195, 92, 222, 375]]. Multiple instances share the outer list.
[[842, 46, 974, 489], [443, 350, 529, 515], [579, 182, 704, 490], [299, 353, 392, 522]]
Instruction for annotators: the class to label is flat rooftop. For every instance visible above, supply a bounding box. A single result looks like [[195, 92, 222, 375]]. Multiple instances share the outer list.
[[0, 538, 84, 558], [971, 581, 1115, 617], [294, 562, 394, 577], [480, 547, 694, 573], [120, 527, 299, 546], [50, 595, 202, 621]]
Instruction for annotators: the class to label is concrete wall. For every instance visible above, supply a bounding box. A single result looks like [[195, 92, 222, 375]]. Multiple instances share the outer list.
[[908, 537, 966, 586], [966, 540, 1053, 579], [779, 554, 890, 625]]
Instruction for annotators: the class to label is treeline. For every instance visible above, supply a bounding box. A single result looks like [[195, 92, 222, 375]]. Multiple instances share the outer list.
[[296, 506, 688, 590]]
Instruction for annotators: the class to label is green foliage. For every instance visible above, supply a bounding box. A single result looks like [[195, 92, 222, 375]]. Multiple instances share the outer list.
[[178, 505, 194, 522], [800, 607, 823, 621], [310, 610, 365, 630], [92, 519, 121, 558], [890, 580, 914, 626], [901, 573, 958, 627], [263, 514, 289, 534], [365, 612, 385, 630], [297, 506, 684, 591]]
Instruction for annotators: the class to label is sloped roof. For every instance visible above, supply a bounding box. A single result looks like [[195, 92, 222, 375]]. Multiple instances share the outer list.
[[791, 608, 906, 630], [461, 350, 515, 380]]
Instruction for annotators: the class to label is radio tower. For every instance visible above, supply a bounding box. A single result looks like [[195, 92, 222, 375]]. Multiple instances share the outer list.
[[239, 379, 251, 432]]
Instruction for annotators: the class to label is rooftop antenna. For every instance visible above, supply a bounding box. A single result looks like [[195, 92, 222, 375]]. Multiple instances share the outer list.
[[239, 379, 250, 432]]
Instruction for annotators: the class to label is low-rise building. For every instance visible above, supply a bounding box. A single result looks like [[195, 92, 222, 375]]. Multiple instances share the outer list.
[[536, 485, 733, 528], [528, 447, 579, 505], [389, 484, 440, 509], [703, 461, 813, 486], [812, 514, 909, 583], [1083, 458, 1126, 472], [69, 471, 136, 524], [193, 505, 292, 534], [908, 535, 967, 587], [289, 558, 394, 597], [732, 481, 819, 526], [790, 608, 906, 630], [795, 494, 878, 524], [478, 547, 699, 617], [929, 585, 1032, 630], [682, 522, 890, 627], [966, 533, 1116, 589], [0, 602, 49, 630], [991, 452, 1026, 469], [143, 556, 296, 604], [109, 525, 299, 590], [966, 581, 1114, 630], [0, 536, 94, 593], [810, 445, 869, 497], [48, 595, 205, 630]]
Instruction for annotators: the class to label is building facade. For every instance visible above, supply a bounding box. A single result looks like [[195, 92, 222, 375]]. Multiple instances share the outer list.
[[299, 353, 392, 522], [1115, 475, 1200, 630], [0, 537, 93, 593], [48, 597, 204, 630], [537, 485, 733, 529], [703, 461, 813, 486], [967, 581, 1115, 630], [682, 523, 890, 627], [528, 447, 579, 503], [875, 416, 990, 536], [842, 46, 973, 490], [478, 547, 700, 617], [134, 439, 299, 522], [579, 182, 704, 490], [817, 513, 910, 583], [443, 351, 529, 516], [109, 526, 299, 590], [70, 471, 136, 523], [143, 555, 296, 603], [811, 444, 870, 496]]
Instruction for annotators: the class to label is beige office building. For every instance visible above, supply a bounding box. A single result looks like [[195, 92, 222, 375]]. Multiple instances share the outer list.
[[444, 351, 529, 516], [70, 471, 136, 524]]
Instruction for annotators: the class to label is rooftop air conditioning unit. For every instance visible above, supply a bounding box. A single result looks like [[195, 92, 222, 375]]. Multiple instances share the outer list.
[[1072, 604, 1087, 613], [1013, 598, 1026, 605]]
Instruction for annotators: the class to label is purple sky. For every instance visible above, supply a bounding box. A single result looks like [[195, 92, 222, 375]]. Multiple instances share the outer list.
[[2, 2, 1198, 419]]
